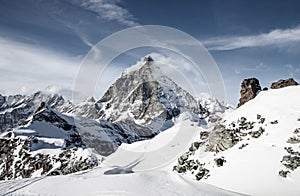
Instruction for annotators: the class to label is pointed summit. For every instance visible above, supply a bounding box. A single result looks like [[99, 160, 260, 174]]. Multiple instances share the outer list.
[[98, 55, 203, 134], [143, 56, 154, 64]]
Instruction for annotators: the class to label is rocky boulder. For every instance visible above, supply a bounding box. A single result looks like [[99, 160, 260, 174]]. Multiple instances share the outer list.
[[238, 78, 261, 107], [271, 78, 298, 89]]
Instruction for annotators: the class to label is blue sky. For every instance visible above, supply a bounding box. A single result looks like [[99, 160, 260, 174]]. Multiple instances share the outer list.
[[0, 0, 300, 105]]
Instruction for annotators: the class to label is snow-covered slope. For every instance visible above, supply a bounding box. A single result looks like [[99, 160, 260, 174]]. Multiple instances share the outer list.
[[0, 90, 72, 132], [0, 104, 100, 180], [0, 118, 241, 196], [174, 86, 300, 195]]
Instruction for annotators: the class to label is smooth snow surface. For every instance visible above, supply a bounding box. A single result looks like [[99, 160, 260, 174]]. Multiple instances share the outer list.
[[0, 170, 240, 196], [104, 120, 197, 171]]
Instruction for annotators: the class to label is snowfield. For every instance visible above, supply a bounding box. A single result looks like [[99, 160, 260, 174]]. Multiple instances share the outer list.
[[0, 119, 240, 196], [185, 86, 300, 196], [1, 86, 299, 195], [0, 55, 299, 196], [0, 170, 240, 196]]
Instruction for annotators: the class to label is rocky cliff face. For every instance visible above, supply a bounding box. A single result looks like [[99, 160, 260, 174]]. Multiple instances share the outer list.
[[238, 78, 261, 107], [271, 78, 298, 89], [98, 56, 204, 135], [0, 104, 99, 180], [68, 97, 102, 119]]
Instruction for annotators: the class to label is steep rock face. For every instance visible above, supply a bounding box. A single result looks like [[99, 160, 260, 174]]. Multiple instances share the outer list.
[[238, 78, 261, 107], [98, 56, 203, 134], [68, 97, 102, 119], [271, 78, 298, 89]]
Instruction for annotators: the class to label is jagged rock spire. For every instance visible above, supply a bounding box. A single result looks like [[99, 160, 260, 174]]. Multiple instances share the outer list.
[[143, 56, 154, 64]]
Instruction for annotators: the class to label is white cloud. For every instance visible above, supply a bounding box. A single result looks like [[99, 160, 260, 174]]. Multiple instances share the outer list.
[[73, 0, 139, 26], [203, 26, 300, 51], [0, 37, 81, 98]]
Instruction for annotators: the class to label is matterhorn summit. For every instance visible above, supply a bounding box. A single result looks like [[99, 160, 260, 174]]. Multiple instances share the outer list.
[[97, 56, 206, 135]]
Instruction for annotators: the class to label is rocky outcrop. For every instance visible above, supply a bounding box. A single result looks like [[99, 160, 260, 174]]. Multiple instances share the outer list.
[[238, 78, 261, 107], [280, 128, 300, 177], [281, 147, 300, 174], [271, 78, 298, 89], [173, 115, 279, 181], [173, 152, 210, 181], [0, 106, 100, 180], [0, 137, 98, 180]]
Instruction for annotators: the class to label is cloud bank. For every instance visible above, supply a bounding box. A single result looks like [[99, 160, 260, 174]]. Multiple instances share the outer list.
[[203, 26, 300, 51], [0, 37, 80, 96]]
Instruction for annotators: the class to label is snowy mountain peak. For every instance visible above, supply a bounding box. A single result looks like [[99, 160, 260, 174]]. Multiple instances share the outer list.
[[143, 55, 154, 64], [143, 55, 154, 62], [98, 55, 209, 135], [84, 97, 96, 103]]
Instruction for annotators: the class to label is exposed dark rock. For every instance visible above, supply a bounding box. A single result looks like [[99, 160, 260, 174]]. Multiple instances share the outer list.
[[200, 131, 209, 140], [143, 56, 154, 63], [208, 126, 241, 153], [279, 170, 289, 178], [281, 147, 300, 174], [271, 78, 298, 89], [239, 119, 255, 130], [214, 157, 226, 167], [259, 118, 265, 124], [257, 114, 261, 120], [281, 155, 300, 171], [0, 137, 98, 180], [250, 127, 265, 138], [270, 120, 278, 124], [287, 136, 300, 144], [262, 87, 268, 91], [173, 165, 187, 173], [239, 143, 249, 149], [195, 168, 210, 181], [238, 78, 261, 107], [208, 115, 222, 123], [239, 117, 247, 124], [284, 147, 300, 156], [189, 142, 201, 152]]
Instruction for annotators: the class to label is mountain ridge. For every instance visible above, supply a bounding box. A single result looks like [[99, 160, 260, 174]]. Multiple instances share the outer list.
[[0, 55, 227, 180]]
